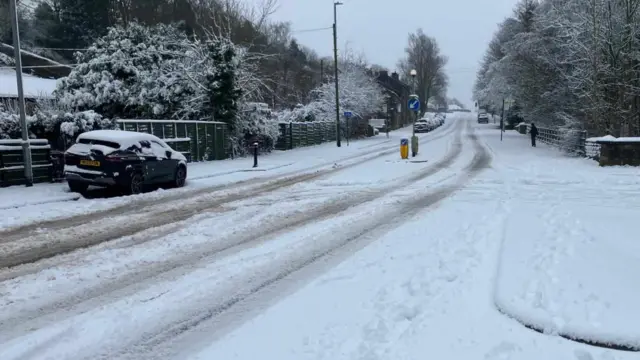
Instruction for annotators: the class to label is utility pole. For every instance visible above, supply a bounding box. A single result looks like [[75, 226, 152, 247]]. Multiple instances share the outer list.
[[500, 98, 505, 141], [320, 59, 324, 84], [333, 1, 343, 147], [9, 0, 33, 187]]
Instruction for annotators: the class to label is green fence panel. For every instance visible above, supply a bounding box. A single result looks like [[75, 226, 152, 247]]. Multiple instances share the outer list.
[[292, 123, 301, 148], [151, 123, 164, 138], [163, 123, 176, 139], [196, 123, 206, 161], [213, 123, 225, 159], [176, 122, 187, 139], [203, 123, 214, 161], [300, 123, 308, 146], [137, 122, 151, 134], [184, 123, 198, 161], [123, 122, 137, 132]]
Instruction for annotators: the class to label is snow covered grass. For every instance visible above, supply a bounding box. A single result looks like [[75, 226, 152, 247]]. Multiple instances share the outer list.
[[0, 119, 456, 230], [488, 128, 640, 350]]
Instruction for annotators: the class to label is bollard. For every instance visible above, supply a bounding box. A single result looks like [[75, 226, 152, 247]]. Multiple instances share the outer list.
[[411, 135, 419, 157], [400, 138, 409, 159], [253, 142, 259, 168]]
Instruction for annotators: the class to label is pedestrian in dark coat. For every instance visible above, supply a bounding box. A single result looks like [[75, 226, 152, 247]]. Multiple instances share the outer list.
[[530, 123, 539, 147]]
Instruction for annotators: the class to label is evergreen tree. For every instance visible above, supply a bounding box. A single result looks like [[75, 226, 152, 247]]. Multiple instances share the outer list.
[[203, 39, 242, 129]]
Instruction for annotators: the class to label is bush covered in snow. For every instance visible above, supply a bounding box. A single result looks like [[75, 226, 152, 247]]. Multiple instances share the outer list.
[[0, 101, 115, 148], [234, 102, 280, 154], [55, 23, 199, 120]]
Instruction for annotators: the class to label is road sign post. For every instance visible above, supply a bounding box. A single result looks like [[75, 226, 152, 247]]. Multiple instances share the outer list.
[[407, 96, 420, 157]]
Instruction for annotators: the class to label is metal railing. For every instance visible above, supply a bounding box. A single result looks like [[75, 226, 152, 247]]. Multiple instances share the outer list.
[[523, 124, 600, 159]]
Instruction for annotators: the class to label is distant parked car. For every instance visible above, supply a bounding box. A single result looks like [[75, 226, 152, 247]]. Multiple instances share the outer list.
[[414, 119, 432, 133], [477, 113, 489, 124], [64, 130, 188, 195]]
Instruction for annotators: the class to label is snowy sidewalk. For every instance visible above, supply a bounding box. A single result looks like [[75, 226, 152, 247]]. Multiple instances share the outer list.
[[485, 127, 640, 350]]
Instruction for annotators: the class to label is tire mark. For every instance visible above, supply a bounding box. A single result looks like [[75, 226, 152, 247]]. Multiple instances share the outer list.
[[0, 123, 460, 270], [107, 121, 492, 359], [0, 121, 466, 337], [0, 122, 457, 241]]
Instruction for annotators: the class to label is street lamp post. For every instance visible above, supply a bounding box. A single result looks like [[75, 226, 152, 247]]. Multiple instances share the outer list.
[[410, 69, 419, 157], [333, 1, 343, 147], [9, 0, 33, 186]]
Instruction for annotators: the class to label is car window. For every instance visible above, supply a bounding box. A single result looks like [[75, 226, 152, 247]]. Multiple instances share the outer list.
[[77, 138, 120, 149], [149, 141, 169, 158], [151, 140, 167, 148]]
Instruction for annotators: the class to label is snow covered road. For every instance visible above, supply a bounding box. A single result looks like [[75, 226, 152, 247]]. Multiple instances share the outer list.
[[0, 120, 461, 270], [1, 114, 637, 360], [0, 115, 481, 358]]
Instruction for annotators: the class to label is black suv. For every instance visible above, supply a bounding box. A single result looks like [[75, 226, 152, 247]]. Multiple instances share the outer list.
[[64, 130, 188, 195]]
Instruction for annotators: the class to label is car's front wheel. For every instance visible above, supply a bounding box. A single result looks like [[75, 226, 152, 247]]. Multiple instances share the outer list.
[[68, 180, 88, 194]]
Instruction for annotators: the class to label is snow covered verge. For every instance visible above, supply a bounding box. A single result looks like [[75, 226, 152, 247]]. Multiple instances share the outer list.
[[492, 129, 640, 351], [0, 116, 458, 229]]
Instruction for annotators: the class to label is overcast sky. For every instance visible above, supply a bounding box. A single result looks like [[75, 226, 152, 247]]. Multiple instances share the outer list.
[[263, 0, 520, 107]]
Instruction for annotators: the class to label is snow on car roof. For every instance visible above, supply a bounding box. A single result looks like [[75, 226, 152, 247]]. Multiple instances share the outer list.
[[77, 130, 161, 144], [76, 130, 169, 150]]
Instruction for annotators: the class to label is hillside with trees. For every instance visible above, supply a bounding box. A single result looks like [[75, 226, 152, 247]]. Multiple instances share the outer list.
[[1, 0, 449, 155]]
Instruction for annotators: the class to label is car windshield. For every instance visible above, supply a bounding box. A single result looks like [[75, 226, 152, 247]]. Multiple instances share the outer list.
[[77, 138, 120, 149]]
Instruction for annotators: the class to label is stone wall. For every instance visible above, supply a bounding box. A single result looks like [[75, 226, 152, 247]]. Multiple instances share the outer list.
[[596, 139, 640, 166]]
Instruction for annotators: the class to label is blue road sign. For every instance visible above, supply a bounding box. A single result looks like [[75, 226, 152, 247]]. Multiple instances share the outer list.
[[408, 98, 420, 111], [343, 111, 353, 118]]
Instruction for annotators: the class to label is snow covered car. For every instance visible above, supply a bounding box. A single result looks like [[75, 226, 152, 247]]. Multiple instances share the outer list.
[[414, 119, 432, 133], [63, 130, 188, 195], [477, 113, 489, 124]]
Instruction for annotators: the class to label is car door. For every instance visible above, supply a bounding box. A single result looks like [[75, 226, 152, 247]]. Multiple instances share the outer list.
[[150, 140, 177, 182], [137, 140, 162, 182]]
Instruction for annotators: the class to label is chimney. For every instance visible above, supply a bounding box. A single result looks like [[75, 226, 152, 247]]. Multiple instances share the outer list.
[[379, 70, 389, 78], [391, 72, 399, 80]]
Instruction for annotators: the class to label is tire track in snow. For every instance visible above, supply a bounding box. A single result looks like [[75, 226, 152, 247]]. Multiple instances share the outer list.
[[0, 121, 456, 239], [0, 124, 460, 270], [107, 119, 492, 360], [0, 120, 467, 342]]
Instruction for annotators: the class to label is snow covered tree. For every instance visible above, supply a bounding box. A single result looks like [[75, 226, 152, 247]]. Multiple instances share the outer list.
[[474, 0, 640, 137], [55, 22, 198, 120], [310, 60, 385, 120]]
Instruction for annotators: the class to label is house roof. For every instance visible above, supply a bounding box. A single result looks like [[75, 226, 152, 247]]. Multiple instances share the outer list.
[[0, 69, 58, 99], [0, 43, 72, 79]]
